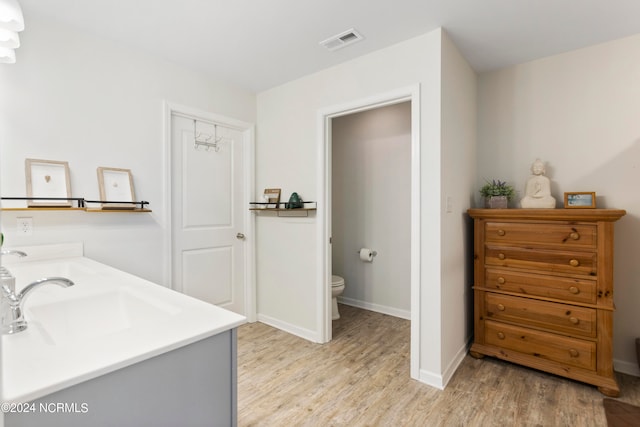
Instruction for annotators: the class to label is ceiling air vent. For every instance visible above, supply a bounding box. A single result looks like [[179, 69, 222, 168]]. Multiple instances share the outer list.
[[320, 28, 364, 51]]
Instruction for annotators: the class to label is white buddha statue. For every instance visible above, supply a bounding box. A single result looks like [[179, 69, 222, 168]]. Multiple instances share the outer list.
[[520, 158, 556, 208]]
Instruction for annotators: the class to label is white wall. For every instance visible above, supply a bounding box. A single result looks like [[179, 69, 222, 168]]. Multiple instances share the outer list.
[[440, 32, 477, 382], [0, 14, 256, 286], [0, 14, 480, 390], [478, 33, 640, 375], [256, 28, 477, 387], [332, 102, 411, 318]]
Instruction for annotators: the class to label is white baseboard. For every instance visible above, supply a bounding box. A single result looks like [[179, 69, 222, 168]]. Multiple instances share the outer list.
[[441, 338, 472, 387], [614, 358, 640, 377], [257, 313, 321, 343], [418, 369, 444, 390], [417, 338, 471, 390], [338, 296, 411, 320]]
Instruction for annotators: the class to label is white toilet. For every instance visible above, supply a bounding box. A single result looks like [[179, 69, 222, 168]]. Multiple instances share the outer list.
[[331, 275, 346, 320]]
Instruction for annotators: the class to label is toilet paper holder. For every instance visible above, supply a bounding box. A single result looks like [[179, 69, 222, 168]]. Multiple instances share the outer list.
[[356, 249, 378, 257]]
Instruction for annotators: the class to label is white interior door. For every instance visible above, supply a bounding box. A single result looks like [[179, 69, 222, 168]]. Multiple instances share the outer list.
[[171, 114, 245, 315]]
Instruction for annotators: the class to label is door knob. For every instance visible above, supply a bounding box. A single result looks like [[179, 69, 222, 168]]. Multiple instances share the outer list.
[[236, 233, 245, 240]]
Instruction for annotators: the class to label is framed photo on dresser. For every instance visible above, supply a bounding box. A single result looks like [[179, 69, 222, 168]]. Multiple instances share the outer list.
[[564, 192, 596, 208]]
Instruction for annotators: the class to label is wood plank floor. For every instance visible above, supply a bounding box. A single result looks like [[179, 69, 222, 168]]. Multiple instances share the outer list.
[[237, 305, 640, 426]]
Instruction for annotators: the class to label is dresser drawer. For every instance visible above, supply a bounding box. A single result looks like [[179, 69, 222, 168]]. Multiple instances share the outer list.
[[485, 245, 596, 276], [485, 268, 597, 304], [485, 293, 596, 337], [485, 222, 596, 248], [484, 320, 596, 370]]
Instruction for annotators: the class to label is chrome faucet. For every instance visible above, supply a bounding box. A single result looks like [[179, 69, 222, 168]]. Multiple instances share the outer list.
[[1, 277, 74, 334], [1, 249, 27, 293], [1, 249, 28, 258]]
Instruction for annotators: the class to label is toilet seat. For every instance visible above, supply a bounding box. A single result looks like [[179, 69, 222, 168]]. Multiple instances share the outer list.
[[331, 275, 344, 287]]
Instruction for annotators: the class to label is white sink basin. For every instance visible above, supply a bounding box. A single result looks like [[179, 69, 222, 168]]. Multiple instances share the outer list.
[[27, 288, 181, 345]]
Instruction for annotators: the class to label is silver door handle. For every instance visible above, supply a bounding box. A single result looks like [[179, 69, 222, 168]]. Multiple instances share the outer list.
[[236, 233, 245, 240]]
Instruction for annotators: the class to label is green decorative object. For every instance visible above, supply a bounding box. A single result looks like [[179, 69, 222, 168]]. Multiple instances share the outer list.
[[285, 192, 303, 209], [479, 179, 515, 208], [1, 232, 3, 247]]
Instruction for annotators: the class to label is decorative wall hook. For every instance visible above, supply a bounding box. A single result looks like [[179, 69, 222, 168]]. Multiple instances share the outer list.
[[193, 120, 227, 152]]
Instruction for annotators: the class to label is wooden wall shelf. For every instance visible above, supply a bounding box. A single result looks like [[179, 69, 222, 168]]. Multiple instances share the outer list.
[[1, 208, 152, 213], [1, 197, 151, 213], [248, 208, 316, 212], [1, 207, 86, 212], [249, 202, 316, 217], [84, 208, 152, 213]]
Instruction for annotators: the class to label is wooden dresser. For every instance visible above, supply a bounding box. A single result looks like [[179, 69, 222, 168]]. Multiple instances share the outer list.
[[467, 208, 626, 396]]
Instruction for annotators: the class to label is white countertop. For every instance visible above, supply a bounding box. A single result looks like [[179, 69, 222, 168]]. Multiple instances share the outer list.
[[1, 244, 246, 403]]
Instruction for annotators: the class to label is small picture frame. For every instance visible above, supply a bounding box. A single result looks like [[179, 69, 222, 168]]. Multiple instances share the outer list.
[[97, 167, 136, 210], [564, 192, 596, 209], [25, 159, 72, 207], [263, 188, 281, 208]]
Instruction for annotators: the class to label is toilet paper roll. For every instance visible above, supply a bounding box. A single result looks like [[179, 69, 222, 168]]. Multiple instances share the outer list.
[[359, 248, 374, 262]]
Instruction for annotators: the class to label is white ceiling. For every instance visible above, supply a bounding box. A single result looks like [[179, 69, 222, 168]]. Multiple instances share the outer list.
[[20, 0, 640, 92]]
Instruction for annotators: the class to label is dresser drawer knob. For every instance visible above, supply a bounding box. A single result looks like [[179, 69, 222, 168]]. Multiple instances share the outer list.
[[569, 348, 579, 358], [497, 229, 506, 236], [569, 286, 580, 294], [570, 232, 580, 240], [497, 277, 506, 284], [569, 259, 580, 267], [498, 253, 506, 260], [497, 332, 505, 340], [569, 317, 579, 325], [497, 304, 505, 311]]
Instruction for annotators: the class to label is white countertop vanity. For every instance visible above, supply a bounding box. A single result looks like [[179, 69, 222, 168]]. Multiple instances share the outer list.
[[1, 243, 245, 426]]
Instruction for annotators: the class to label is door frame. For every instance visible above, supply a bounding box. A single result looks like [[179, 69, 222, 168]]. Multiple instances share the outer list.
[[317, 85, 421, 379], [163, 101, 256, 322]]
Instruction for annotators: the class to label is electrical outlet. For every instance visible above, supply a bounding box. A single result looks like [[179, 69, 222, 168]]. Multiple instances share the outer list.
[[17, 217, 33, 236]]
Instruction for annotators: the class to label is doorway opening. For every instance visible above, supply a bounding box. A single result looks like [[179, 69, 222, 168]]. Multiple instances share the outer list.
[[331, 101, 411, 320], [317, 85, 421, 379]]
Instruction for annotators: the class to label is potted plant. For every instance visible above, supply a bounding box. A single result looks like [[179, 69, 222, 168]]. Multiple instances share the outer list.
[[480, 179, 515, 208]]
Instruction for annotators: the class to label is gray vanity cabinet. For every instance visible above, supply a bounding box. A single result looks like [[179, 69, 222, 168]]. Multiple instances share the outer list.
[[6, 329, 238, 427]]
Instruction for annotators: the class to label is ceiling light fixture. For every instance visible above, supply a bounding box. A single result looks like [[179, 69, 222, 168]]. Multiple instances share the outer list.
[[0, 27, 19, 48], [0, 0, 24, 31], [0, 0, 24, 64], [0, 45, 16, 63]]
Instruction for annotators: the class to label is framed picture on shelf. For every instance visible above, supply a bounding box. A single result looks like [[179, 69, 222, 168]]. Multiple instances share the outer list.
[[263, 188, 281, 208], [564, 192, 596, 209], [97, 167, 136, 210], [25, 158, 72, 207]]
